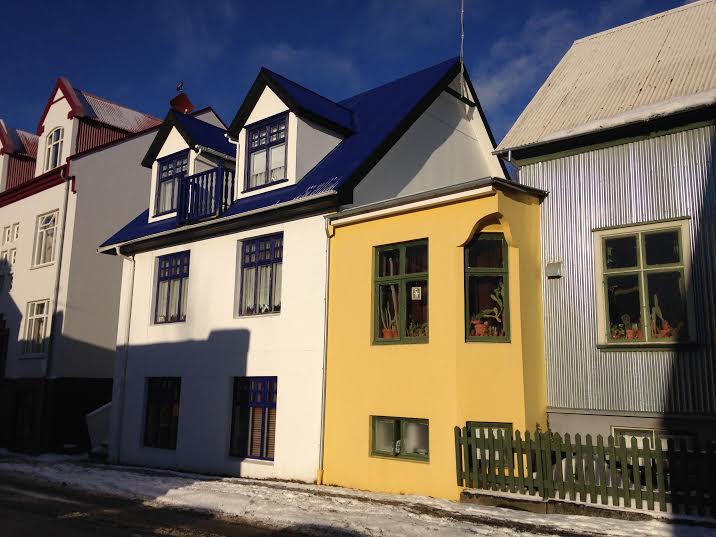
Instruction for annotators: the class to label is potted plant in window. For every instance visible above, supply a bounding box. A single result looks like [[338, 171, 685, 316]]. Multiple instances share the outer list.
[[380, 305, 397, 339], [473, 280, 506, 337]]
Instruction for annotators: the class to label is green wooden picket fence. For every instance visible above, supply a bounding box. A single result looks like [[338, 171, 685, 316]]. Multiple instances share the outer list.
[[454, 426, 716, 517]]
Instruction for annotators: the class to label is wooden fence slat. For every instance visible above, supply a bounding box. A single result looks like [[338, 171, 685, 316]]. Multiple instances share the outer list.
[[608, 435, 619, 507], [619, 436, 631, 508], [553, 433, 565, 499], [585, 435, 597, 504], [630, 437, 642, 510], [497, 430, 506, 491], [710, 441, 716, 517], [469, 427, 479, 490], [525, 431, 536, 496], [476, 428, 487, 490], [694, 439, 706, 517], [643, 437, 654, 511], [544, 432, 554, 499], [680, 438, 690, 515], [654, 435, 666, 512], [454, 426, 464, 486], [487, 428, 496, 491], [461, 426, 471, 488], [535, 432, 544, 498], [575, 434, 586, 503], [515, 431, 525, 494], [564, 433, 575, 501], [506, 430, 516, 493], [596, 435, 608, 505]]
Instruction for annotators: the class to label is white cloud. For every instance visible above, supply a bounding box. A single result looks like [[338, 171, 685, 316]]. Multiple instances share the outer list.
[[250, 44, 364, 97]]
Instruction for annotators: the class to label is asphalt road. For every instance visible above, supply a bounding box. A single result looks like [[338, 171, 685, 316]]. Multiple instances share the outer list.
[[0, 471, 312, 537]]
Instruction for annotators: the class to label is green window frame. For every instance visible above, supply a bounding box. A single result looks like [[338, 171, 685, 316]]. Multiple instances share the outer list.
[[373, 239, 428, 344], [371, 416, 429, 461], [465, 232, 509, 342], [596, 222, 691, 345]]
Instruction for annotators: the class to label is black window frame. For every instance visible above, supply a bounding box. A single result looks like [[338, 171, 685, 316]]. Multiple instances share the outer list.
[[143, 377, 181, 450], [244, 113, 288, 193], [229, 376, 278, 461], [154, 251, 190, 324], [155, 150, 189, 216]]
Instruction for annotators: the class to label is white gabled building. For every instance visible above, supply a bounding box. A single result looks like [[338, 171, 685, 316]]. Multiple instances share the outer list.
[[0, 77, 222, 453], [100, 58, 505, 481]]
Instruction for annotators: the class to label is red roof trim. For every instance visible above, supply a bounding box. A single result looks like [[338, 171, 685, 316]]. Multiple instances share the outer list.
[[0, 165, 66, 208], [0, 121, 16, 154], [36, 77, 85, 135]]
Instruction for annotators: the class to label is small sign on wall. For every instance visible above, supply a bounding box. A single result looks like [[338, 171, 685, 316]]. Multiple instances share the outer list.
[[411, 286, 422, 301]]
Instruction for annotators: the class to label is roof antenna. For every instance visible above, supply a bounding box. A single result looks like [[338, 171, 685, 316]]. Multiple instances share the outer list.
[[459, 0, 466, 99], [176, 80, 184, 93]]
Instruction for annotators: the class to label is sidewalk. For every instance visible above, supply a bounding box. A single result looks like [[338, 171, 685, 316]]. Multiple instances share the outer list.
[[0, 451, 712, 537]]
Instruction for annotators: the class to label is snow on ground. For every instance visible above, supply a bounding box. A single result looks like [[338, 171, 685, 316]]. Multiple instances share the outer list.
[[0, 452, 713, 537]]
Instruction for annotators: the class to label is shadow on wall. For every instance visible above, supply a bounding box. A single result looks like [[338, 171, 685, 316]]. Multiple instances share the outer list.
[[113, 328, 256, 474]]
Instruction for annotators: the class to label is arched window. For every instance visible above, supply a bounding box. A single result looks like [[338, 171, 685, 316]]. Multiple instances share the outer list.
[[45, 127, 64, 171], [465, 232, 509, 341]]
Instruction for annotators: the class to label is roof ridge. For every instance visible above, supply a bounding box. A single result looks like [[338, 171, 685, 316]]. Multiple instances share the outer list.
[[263, 68, 354, 114], [573, 0, 713, 44], [340, 57, 459, 104], [75, 88, 160, 121]]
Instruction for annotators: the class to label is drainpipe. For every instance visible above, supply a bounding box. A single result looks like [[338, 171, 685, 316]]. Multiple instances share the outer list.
[[317, 216, 333, 484], [110, 247, 135, 464]]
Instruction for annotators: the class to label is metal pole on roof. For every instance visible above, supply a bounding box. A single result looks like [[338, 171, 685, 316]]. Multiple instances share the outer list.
[[460, 0, 466, 98]]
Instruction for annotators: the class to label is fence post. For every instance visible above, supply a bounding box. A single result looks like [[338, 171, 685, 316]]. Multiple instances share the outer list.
[[553, 433, 564, 500], [643, 436, 654, 511], [454, 426, 463, 486], [596, 435, 608, 505], [535, 431, 544, 499], [506, 430, 515, 493], [585, 435, 597, 504], [526, 431, 536, 496], [575, 433, 586, 502], [515, 431, 525, 494], [630, 436, 642, 510], [564, 433, 575, 501], [462, 426, 471, 489], [654, 434, 666, 512]]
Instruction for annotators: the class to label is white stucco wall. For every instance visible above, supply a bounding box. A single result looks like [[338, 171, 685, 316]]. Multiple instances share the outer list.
[[35, 89, 77, 177], [0, 182, 69, 379], [110, 215, 329, 482], [351, 89, 504, 206]]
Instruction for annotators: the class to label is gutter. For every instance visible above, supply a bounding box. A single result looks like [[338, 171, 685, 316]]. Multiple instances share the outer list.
[[317, 216, 333, 484], [99, 189, 339, 255], [109, 247, 136, 464], [195, 144, 235, 162]]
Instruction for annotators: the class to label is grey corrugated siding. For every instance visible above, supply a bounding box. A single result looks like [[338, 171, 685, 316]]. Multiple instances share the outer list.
[[520, 124, 716, 414]]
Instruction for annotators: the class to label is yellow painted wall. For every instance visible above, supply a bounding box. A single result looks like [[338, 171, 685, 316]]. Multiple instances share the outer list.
[[322, 189, 546, 500]]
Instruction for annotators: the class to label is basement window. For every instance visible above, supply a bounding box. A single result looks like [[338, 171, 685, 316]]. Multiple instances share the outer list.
[[371, 416, 429, 461]]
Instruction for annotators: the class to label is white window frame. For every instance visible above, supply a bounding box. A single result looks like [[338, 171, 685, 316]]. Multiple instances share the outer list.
[[45, 127, 64, 171], [12, 223, 19, 242], [33, 210, 59, 268], [8, 248, 16, 266], [593, 218, 695, 346], [2, 227, 10, 245], [24, 299, 50, 356]]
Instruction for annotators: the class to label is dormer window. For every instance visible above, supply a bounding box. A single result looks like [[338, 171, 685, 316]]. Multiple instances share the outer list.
[[45, 127, 64, 171], [246, 114, 287, 191], [155, 151, 189, 216]]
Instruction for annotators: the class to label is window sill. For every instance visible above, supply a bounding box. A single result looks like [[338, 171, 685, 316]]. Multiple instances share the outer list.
[[597, 341, 698, 351], [30, 261, 55, 270], [152, 320, 187, 326], [235, 312, 281, 319], [466, 336, 511, 343], [241, 178, 289, 194], [142, 445, 177, 451], [373, 337, 428, 346], [20, 353, 47, 360], [370, 453, 429, 463], [231, 456, 275, 465]]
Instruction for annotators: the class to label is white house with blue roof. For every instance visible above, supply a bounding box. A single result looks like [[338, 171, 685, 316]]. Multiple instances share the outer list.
[[100, 57, 505, 481]]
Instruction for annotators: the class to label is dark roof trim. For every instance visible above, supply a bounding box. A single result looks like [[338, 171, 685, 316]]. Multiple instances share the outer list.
[[141, 110, 193, 168], [498, 103, 716, 162], [105, 193, 338, 256], [330, 177, 546, 222], [227, 68, 354, 138], [36, 77, 85, 135]]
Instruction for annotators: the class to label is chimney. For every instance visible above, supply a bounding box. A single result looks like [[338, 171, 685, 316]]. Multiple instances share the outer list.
[[170, 92, 195, 114]]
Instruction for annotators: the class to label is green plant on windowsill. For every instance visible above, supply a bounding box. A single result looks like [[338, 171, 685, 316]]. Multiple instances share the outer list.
[[472, 280, 505, 337], [379, 304, 398, 339], [407, 321, 428, 338]]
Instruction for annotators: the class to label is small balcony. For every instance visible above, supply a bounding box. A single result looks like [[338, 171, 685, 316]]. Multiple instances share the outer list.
[[177, 164, 236, 225]]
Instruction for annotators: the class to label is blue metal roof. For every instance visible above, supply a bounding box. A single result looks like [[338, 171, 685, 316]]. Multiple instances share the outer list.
[[174, 112, 235, 156], [102, 57, 461, 250]]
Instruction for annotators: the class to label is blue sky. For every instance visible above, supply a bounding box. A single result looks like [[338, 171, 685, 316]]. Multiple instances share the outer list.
[[0, 0, 687, 142]]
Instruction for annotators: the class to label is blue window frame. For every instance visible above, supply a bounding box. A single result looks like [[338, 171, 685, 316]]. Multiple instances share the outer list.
[[155, 251, 190, 324], [245, 113, 287, 192], [230, 377, 277, 460], [239, 233, 283, 315], [155, 151, 189, 216]]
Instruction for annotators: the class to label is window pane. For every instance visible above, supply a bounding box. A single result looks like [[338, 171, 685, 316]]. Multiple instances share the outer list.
[[156, 280, 169, 322], [604, 235, 638, 269], [257, 265, 271, 313], [374, 418, 397, 454], [644, 231, 681, 266], [272, 262, 282, 313], [405, 244, 428, 273], [606, 273, 644, 340], [467, 275, 506, 337], [647, 271, 687, 340], [168, 279, 181, 321], [266, 407, 276, 460], [378, 284, 399, 339], [403, 421, 429, 457], [158, 179, 175, 213], [378, 249, 400, 277], [269, 144, 286, 180], [249, 150, 267, 188], [43, 227, 55, 263], [467, 235, 503, 269], [249, 407, 263, 458], [405, 280, 428, 338], [179, 278, 189, 321], [241, 267, 257, 315]]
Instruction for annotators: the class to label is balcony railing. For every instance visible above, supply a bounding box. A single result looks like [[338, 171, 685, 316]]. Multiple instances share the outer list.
[[177, 164, 235, 225]]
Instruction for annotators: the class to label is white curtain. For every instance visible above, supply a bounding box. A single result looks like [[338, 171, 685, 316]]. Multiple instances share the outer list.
[[269, 144, 285, 180], [156, 280, 169, 322], [272, 262, 282, 312], [242, 267, 256, 314], [250, 150, 267, 188], [257, 265, 271, 313]]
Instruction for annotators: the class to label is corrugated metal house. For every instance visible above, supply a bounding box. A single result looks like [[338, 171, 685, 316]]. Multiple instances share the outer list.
[[496, 0, 716, 443]]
